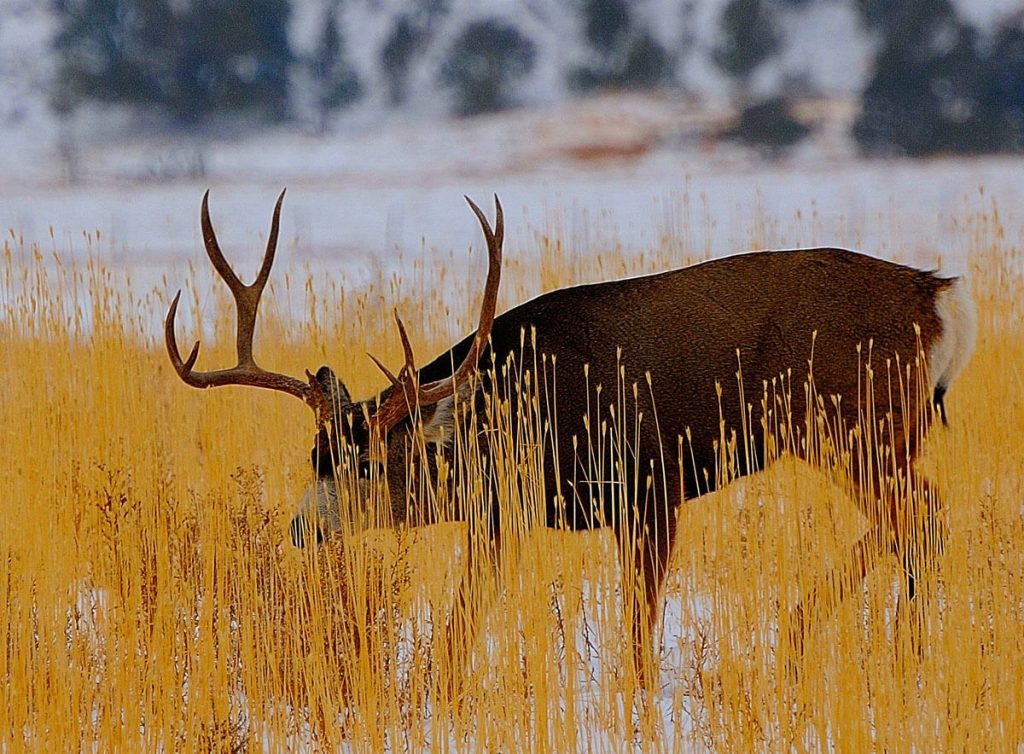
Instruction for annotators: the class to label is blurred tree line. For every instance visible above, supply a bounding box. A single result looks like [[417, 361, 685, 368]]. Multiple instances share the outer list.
[[52, 0, 293, 124], [853, 0, 1024, 155], [50, 0, 1024, 156]]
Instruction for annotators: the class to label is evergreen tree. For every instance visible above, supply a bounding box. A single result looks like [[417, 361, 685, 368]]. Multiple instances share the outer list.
[[581, 0, 629, 54], [853, 0, 1008, 155], [175, 0, 292, 124], [53, 0, 293, 125], [381, 16, 422, 106], [310, 3, 362, 129], [988, 20, 1024, 150], [569, 0, 673, 92], [712, 0, 780, 93], [853, 0, 903, 31], [439, 19, 536, 116], [379, 1, 449, 107], [52, 0, 171, 111]]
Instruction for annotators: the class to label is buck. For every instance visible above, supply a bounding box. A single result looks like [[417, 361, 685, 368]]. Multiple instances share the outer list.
[[166, 190, 976, 680]]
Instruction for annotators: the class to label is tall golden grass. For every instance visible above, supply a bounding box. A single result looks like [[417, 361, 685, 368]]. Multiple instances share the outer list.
[[0, 203, 1021, 753]]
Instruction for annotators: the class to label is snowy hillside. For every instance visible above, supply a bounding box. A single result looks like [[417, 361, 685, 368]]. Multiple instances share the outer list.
[[1, 0, 1023, 300], [3, 0, 1024, 186]]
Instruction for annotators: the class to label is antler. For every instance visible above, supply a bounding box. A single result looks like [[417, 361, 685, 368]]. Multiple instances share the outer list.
[[165, 189, 328, 416], [368, 195, 504, 434]]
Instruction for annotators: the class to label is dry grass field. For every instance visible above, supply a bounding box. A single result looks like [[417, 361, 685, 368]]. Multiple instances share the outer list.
[[0, 203, 1021, 753]]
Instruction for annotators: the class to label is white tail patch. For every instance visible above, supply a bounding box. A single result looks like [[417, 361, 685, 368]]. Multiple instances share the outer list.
[[929, 276, 978, 391]]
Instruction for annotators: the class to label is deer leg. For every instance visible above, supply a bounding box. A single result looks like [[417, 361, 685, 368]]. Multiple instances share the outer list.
[[787, 522, 880, 660], [788, 468, 945, 660], [891, 472, 944, 655], [614, 504, 678, 688], [898, 473, 944, 600], [441, 522, 503, 700]]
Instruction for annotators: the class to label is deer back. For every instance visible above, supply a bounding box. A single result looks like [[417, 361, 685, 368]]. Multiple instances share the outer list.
[[415, 249, 968, 530]]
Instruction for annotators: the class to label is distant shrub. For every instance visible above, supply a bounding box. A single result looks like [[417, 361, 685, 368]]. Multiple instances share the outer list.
[[310, 5, 362, 129], [722, 96, 811, 155], [439, 19, 536, 117], [380, 2, 448, 106], [569, 0, 673, 93], [381, 16, 422, 106], [712, 0, 780, 92]]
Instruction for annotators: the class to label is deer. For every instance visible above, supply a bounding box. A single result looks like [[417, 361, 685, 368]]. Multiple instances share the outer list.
[[165, 190, 976, 686]]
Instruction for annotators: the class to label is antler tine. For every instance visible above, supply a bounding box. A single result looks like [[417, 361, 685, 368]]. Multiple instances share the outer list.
[[366, 307, 419, 385], [368, 195, 504, 434], [464, 194, 503, 252], [164, 290, 202, 378], [464, 195, 494, 250], [393, 309, 417, 373], [492, 194, 504, 250], [165, 191, 323, 414], [365, 312, 420, 436], [254, 188, 286, 292], [368, 352, 400, 385], [417, 195, 503, 403], [200, 190, 245, 297], [203, 191, 270, 366]]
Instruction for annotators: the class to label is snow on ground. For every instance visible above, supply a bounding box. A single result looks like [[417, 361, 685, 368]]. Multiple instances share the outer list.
[[6, 96, 1024, 268]]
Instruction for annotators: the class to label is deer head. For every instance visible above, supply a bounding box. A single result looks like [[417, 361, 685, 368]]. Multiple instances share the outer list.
[[165, 190, 503, 547]]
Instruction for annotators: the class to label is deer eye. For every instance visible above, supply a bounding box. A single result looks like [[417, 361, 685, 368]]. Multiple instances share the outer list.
[[358, 460, 384, 479]]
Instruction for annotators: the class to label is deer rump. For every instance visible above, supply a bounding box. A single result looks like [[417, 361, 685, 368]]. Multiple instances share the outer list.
[[408, 248, 973, 534]]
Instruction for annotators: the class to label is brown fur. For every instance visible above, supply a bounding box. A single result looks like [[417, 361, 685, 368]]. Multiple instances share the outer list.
[[334, 248, 963, 681]]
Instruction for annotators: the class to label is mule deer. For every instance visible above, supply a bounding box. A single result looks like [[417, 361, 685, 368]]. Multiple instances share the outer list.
[[166, 190, 976, 681]]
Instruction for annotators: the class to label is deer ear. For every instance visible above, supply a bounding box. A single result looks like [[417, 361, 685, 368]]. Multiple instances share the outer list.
[[421, 395, 456, 447], [420, 380, 477, 447], [314, 365, 352, 409]]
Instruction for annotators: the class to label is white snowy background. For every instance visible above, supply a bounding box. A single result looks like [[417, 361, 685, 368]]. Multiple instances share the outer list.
[[2, 0, 1023, 283]]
